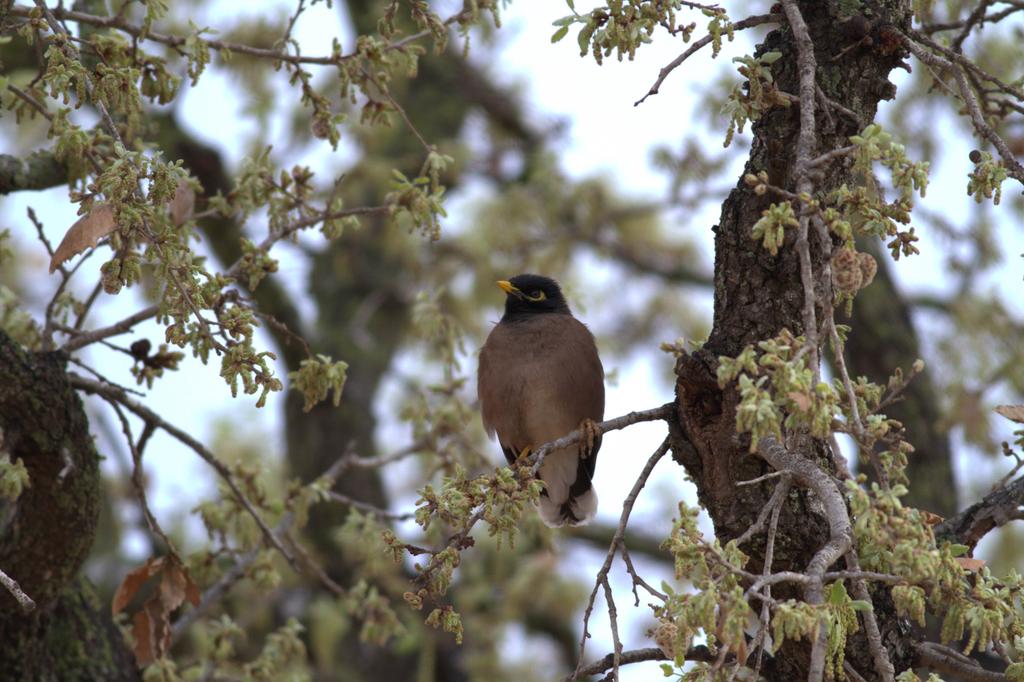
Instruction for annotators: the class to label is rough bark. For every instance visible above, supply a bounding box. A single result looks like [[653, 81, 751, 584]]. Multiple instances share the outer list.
[[671, 2, 915, 679], [0, 330, 139, 681]]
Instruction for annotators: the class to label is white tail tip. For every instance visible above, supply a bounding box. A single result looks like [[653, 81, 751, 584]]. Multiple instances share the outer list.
[[538, 487, 598, 528]]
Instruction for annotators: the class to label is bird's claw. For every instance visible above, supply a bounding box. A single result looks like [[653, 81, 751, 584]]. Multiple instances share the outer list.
[[578, 418, 600, 459]]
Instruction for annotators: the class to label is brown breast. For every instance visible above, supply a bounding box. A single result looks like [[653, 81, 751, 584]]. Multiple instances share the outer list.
[[478, 314, 604, 452]]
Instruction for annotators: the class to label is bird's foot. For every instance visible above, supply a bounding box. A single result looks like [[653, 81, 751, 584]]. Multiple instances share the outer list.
[[578, 418, 601, 459], [514, 446, 532, 463]]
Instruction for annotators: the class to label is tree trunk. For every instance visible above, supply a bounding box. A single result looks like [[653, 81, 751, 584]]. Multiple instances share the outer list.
[[0, 331, 139, 681], [671, 2, 915, 678]]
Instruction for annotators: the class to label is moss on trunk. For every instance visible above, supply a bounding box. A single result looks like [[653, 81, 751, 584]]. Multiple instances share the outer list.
[[0, 331, 139, 680]]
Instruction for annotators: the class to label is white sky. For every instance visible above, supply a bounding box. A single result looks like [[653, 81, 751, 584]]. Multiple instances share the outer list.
[[3, 1, 1024, 680]]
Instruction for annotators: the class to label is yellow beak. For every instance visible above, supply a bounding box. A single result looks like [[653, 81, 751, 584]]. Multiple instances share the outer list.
[[496, 280, 518, 295]]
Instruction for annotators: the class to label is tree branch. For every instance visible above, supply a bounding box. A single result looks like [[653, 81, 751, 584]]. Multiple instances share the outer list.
[[8, 3, 473, 67], [66, 373, 298, 570], [758, 435, 852, 682], [934, 471, 1024, 549], [635, 13, 780, 106], [569, 438, 671, 681], [903, 34, 1024, 184], [0, 151, 67, 195], [0, 567, 34, 613], [913, 641, 1010, 682]]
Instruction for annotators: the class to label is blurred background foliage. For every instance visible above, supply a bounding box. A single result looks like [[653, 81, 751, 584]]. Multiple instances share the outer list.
[[1, 0, 1023, 680]]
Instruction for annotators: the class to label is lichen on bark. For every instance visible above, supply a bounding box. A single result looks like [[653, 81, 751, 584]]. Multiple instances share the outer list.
[[0, 330, 138, 681]]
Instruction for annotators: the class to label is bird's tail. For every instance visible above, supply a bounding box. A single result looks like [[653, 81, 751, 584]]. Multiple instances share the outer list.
[[537, 484, 598, 527], [536, 447, 598, 527]]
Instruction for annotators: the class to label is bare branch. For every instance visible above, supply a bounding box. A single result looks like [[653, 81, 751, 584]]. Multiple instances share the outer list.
[[104, 401, 178, 556], [530, 403, 674, 474], [903, 35, 1024, 184], [914, 641, 1010, 682], [845, 551, 895, 682], [0, 566, 35, 613], [635, 13, 780, 106], [61, 305, 159, 352], [0, 151, 67, 195], [921, 2, 1024, 35], [781, 0, 822, 385], [935, 470, 1024, 549], [67, 373, 298, 570], [326, 491, 416, 521], [758, 435, 852, 682], [569, 437, 671, 680], [9, 4, 474, 67]]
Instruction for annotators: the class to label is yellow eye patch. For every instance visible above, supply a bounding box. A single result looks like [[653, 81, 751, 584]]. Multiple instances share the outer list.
[[526, 290, 547, 302]]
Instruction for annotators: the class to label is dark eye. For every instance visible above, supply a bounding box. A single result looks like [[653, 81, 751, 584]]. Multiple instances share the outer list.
[[531, 291, 542, 298]]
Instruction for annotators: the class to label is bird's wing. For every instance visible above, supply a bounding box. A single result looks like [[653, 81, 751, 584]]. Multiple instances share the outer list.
[[478, 323, 527, 451]]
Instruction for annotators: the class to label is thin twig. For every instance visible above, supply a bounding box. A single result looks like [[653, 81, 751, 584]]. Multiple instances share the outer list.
[[635, 13, 779, 106], [569, 645, 715, 679], [530, 403, 673, 474], [601, 577, 623, 681], [105, 400, 178, 556], [67, 373, 298, 570], [10, 4, 474, 67], [734, 473, 791, 547], [845, 550, 895, 682], [327, 491, 416, 521], [808, 145, 856, 169], [753, 475, 790, 676], [61, 304, 159, 352], [781, 0, 822, 386], [0, 566, 35, 613], [903, 35, 1024, 183], [569, 437, 671, 680]]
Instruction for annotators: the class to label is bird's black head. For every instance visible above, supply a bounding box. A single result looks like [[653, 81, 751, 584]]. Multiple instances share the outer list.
[[497, 274, 571, 321]]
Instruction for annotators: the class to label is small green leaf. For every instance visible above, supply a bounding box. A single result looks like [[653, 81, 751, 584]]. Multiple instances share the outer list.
[[551, 26, 569, 43], [948, 543, 970, 557], [850, 600, 873, 612], [828, 581, 848, 605]]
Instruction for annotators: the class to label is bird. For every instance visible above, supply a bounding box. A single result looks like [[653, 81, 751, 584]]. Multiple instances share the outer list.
[[477, 274, 605, 527]]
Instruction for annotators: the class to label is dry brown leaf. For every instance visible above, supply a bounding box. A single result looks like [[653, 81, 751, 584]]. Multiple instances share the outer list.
[[131, 596, 172, 666], [49, 203, 117, 273], [185, 573, 201, 607], [120, 556, 201, 667], [145, 595, 172, 662], [112, 556, 165, 615], [787, 391, 812, 412], [955, 557, 986, 571], [131, 609, 154, 667], [169, 179, 195, 227], [159, 561, 188, 612], [920, 510, 945, 526], [995, 405, 1024, 424]]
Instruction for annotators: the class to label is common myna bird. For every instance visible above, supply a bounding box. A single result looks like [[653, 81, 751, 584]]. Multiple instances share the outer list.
[[477, 274, 605, 526]]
